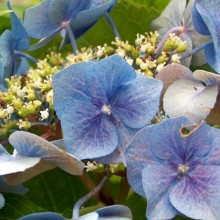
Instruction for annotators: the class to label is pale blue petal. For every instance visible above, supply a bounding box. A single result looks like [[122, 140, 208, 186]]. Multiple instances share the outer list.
[[170, 166, 220, 220], [142, 165, 178, 220], [111, 74, 162, 128], [18, 212, 66, 220], [151, 0, 186, 29], [9, 131, 84, 175], [0, 144, 40, 175]]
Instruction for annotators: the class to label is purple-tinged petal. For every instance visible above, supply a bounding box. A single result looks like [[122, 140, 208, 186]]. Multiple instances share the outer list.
[[18, 212, 66, 220], [163, 78, 218, 123], [9, 131, 84, 175], [95, 124, 139, 164], [61, 104, 118, 159], [125, 125, 157, 196], [193, 69, 220, 86], [170, 165, 220, 220], [142, 165, 178, 220], [192, 1, 210, 35], [151, 0, 186, 30], [112, 74, 162, 129]]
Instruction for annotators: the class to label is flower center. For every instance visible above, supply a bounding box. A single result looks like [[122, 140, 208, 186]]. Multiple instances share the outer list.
[[177, 164, 189, 175], [101, 104, 111, 115]]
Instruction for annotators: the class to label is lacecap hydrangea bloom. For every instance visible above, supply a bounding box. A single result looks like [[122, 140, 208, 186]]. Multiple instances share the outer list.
[[53, 55, 163, 162], [24, 0, 117, 52], [125, 116, 220, 220]]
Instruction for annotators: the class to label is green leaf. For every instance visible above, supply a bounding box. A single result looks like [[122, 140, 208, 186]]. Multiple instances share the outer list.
[[24, 169, 96, 215], [0, 193, 45, 220], [77, 0, 160, 47]]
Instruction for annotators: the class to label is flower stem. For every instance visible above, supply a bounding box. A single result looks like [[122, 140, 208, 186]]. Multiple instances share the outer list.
[[155, 26, 184, 54], [105, 12, 121, 40], [14, 50, 37, 63], [72, 175, 109, 220], [66, 25, 78, 55], [180, 40, 213, 60]]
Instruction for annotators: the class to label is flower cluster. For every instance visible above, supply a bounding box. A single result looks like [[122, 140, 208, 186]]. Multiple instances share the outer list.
[[1, 0, 220, 219]]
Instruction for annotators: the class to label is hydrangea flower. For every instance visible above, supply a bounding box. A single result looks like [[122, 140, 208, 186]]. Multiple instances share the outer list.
[[192, 0, 220, 73], [18, 205, 132, 220], [53, 55, 162, 162], [0, 131, 84, 186], [156, 63, 219, 123], [0, 176, 28, 209], [0, 1, 33, 85], [151, 0, 210, 66], [125, 116, 220, 219], [24, 0, 118, 52]]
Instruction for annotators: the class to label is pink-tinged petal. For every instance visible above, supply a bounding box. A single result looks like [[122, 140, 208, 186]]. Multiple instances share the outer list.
[[170, 165, 220, 220]]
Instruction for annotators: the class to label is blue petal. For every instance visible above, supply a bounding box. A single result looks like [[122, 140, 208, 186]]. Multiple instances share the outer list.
[[0, 30, 14, 77], [192, 1, 210, 35], [205, 43, 220, 73], [18, 212, 66, 220], [24, 0, 60, 39], [111, 74, 162, 128], [7, 1, 29, 51], [0, 58, 6, 91], [15, 57, 30, 76], [61, 103, 118, 159], [52, 61, 95, 119], [149, 118, 214, 164], [124, 126, 155, 196], [170, 166, 220, 219], [96, 205, 132, 219], [142, 165, 178, 220], [49, 0, 90, 23], [95, 123, 139, 164], [71, 0, 116, 34]]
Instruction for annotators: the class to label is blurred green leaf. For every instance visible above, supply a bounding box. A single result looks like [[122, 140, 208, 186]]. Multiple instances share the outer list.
[[0, 193, 45, 220]]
